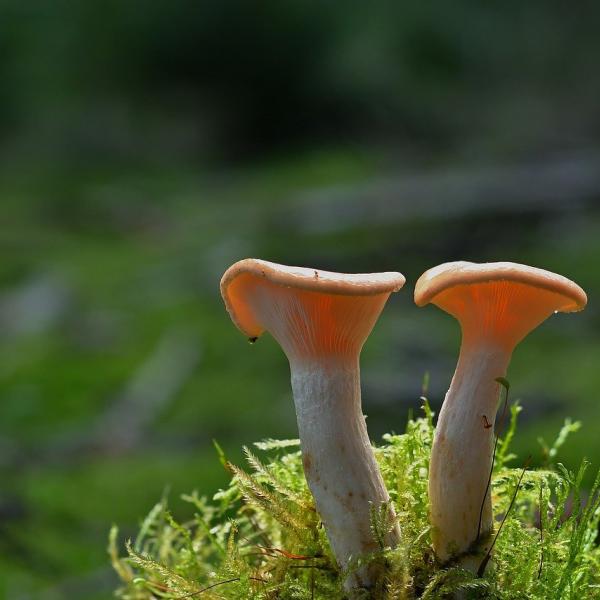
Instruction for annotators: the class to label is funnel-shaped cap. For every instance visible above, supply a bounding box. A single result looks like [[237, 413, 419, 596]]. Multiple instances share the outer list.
[[415, 261, 587, 349], [221, 259, 405, 360]]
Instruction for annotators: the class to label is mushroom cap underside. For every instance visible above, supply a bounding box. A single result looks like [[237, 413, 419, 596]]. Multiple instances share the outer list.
[[414, 261, 587, 313], [221, 258, 406, 339]]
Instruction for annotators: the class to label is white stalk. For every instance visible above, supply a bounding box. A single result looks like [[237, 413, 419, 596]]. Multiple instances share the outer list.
[[290, 356, 400, 590], [429, 337, 510, 564]]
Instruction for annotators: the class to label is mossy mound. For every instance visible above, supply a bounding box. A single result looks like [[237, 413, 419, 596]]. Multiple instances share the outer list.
[[110, 402, 600, 599]]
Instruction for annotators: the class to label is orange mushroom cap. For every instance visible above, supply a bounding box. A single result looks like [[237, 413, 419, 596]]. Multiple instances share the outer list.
[[414, 261, 587, 349], [221, 259, 405, 359]]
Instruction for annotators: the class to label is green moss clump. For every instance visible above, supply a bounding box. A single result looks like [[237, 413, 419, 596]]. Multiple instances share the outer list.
[[109, 402, 600, 599]]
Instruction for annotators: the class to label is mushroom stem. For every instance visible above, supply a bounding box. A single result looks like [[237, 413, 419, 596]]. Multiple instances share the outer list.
[[430, 337, 511, 564], [290, 356, 399, 587]]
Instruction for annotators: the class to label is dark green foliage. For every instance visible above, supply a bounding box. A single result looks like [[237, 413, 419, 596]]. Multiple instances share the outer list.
[[111, 403, 600, 598]]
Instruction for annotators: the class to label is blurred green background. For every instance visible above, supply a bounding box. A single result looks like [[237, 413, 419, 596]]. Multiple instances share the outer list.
[[1, 2, 599, 598]]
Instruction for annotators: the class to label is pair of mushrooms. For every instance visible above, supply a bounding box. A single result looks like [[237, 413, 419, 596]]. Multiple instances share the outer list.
[[220, 259, 587, 590]]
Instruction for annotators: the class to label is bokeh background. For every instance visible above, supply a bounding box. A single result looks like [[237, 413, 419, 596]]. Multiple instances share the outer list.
[[1, 3, 600, 598]]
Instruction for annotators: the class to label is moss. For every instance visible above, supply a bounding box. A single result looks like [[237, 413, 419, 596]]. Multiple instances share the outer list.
[[110, 401, 600, 599]]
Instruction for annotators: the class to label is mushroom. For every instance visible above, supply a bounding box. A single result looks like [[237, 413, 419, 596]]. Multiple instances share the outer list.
[[221, 258, 405, 589], [414, 261, 587, 566]]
